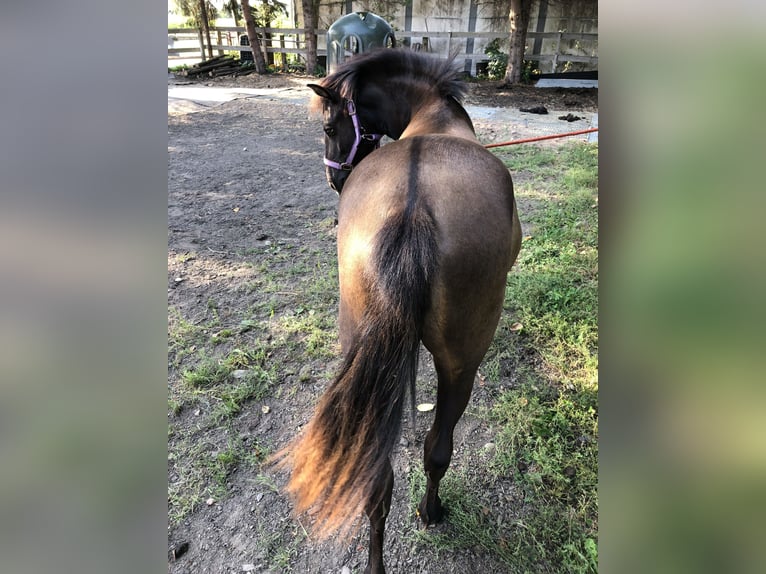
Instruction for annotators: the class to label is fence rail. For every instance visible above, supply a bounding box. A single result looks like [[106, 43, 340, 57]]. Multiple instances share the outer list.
[[168, 27, 597, 73]]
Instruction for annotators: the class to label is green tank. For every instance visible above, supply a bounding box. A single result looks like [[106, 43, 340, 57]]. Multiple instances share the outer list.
[[326, 12, 396, 74]]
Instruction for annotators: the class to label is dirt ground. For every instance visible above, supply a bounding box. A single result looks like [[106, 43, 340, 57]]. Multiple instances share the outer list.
[[168, 71, 596, 573]]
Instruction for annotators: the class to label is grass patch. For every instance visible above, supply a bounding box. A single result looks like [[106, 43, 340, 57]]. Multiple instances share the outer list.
[[499, 145, 559, 175], [168, 307, 217, 367], [501, 144, 598, 389], [176, 346, 274, 424], [168, 432, 271, 525], [251, 522, 306, 573], [409, 468, 521, 567], [488, 380, 598, 573], [168, 344, 276, 525], [181, 357, 232, 388], [496, 142, 598, 571], [275, 307, 338, 360]]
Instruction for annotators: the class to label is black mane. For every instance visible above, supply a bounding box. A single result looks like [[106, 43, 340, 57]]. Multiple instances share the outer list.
[[321, 48, 468, 104]]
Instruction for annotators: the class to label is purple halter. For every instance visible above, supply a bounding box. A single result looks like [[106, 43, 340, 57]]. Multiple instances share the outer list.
[[323, 100, 383, 171]]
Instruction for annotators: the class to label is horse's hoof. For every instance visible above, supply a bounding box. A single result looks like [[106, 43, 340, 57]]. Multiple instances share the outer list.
[[417, 497, 446, 526]]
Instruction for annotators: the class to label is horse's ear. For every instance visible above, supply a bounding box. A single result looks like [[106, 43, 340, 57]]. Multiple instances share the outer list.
[[307, 84, 340, 103]]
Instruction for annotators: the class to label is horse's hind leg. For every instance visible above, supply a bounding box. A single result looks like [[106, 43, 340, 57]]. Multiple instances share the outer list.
[[364, 459, 394, 574], [417, 361, 477, 525]]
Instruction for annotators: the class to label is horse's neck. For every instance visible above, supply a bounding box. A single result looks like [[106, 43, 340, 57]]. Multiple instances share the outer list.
[[399, 97, 477, 141]]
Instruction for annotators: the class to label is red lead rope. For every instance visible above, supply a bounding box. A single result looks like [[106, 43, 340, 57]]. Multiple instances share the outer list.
[[484, 127, 598, 149]]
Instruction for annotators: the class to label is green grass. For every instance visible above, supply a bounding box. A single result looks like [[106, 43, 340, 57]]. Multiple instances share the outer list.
[[275, 308, 338, 360], [168, 344, 277, 523], [168, 307, 217, 368], [168, 432, 272, 525], [178, 347, 273, 416], [411, 142, 598, 573], [167, 335, 283, 515], [500, 145, 559, 175], [408, 467, 521, 566], [496, 142, 598, 571]]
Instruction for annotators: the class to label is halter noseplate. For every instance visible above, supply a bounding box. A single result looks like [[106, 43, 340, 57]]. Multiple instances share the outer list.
[[323, 100, 382, 172]]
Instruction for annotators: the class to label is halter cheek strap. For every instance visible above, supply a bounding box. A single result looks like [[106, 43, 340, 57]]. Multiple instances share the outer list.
[[323, 100, 383, 171]]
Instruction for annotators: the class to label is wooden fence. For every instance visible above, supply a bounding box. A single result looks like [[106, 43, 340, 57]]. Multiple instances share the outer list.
[[167, 27, 597, 74], [168, 26, 319, 68]]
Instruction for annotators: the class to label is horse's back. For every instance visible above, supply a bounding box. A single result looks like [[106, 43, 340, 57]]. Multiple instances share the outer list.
[[339, 134, 518, 266]]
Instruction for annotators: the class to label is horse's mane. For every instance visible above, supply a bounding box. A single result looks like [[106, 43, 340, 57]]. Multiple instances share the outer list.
[[318, 48, 467, 105]]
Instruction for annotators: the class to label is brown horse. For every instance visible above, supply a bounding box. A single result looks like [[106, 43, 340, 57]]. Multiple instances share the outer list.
[[278, 49, 522, 574]]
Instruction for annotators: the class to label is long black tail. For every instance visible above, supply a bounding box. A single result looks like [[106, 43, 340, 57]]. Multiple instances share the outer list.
[[280, 205, 438, 538]]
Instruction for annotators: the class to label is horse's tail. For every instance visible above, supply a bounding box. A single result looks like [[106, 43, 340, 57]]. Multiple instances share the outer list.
[[279, 205, 438, 539]]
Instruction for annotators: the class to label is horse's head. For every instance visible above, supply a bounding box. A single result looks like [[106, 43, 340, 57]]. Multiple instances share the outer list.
[[308, 84, 383, 193]]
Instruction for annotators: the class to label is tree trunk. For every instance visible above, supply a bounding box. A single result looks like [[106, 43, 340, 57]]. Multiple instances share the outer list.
[[301, 0, 318, 75], [241, 0, 268, 74], [504, 0, 532, 85], [198, 0, 214, 59]]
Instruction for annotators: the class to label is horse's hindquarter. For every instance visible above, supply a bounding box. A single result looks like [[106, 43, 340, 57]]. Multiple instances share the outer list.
[[342, 135, 517, 263], [337, 135, 519, 360], [416, 137, 519, 362]]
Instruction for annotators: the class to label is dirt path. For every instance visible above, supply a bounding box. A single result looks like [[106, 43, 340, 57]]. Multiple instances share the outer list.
[[168, 72, 596, 574]]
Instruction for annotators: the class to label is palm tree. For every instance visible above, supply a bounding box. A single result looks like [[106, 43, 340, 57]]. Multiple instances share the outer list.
[[223, 0, 242, 27], [171, 0, 218, 59], [224, 0, 285, 28], [241, 0, 268, 73]]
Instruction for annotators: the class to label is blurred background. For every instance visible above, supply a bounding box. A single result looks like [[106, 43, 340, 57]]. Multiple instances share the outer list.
[[600, 2, 766, 572]]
